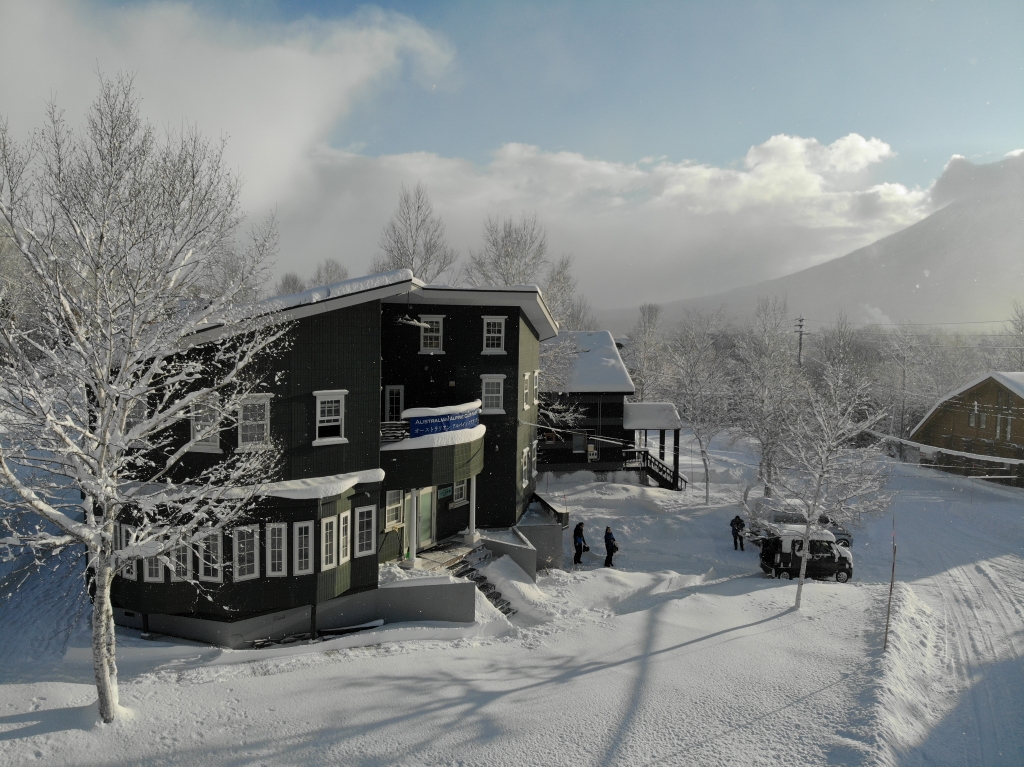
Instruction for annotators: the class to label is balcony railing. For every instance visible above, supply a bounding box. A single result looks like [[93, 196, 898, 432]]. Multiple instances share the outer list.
[[381, 420, 410, 443]]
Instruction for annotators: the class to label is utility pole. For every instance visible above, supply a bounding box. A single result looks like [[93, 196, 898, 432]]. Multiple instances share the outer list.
[[794, 316, 805, 367]]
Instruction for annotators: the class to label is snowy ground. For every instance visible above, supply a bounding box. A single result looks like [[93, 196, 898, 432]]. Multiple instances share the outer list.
[[1, 434, 1023, 766]]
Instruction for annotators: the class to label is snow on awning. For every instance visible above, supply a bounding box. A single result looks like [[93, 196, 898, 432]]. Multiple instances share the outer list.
[[381, 424, 487, 452], [623, 402, 683, 430], [245, 468, 385, 500]]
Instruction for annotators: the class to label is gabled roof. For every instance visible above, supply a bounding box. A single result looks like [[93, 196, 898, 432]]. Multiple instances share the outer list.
[[623, 402, 683, 430], [542, 330, 635, 393], [909, 371, 1024, 438], [383, 283, 559, 341]]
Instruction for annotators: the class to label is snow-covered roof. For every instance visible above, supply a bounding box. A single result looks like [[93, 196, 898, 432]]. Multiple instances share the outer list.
[[543, 330, 635, 393], [909, 371, 1024, 438], [232, 468, 385, 500], [623, 402, 683, 430], [381, 424, 486, 451], [402, 400, 481, 419], [383, 284, 559, 342]]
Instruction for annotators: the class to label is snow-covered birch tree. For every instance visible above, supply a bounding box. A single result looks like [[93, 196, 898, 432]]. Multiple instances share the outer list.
[[732, 298, 802, 495], [371, 183, 457, 283], [622, 303, 664, 403], [664, 310, 732, 504], [0, 75, 288, 722], [775, 319, 892, 609]]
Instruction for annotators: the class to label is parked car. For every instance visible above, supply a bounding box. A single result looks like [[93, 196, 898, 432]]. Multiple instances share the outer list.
[[746, 495, 853, 547], [758, 529, 854, 582]]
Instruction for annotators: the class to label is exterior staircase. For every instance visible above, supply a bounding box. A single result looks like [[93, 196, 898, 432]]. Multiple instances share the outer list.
[[417, 538, 517, 616]]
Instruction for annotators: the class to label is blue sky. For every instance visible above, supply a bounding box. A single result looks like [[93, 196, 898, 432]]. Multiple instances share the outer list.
[[3, 0, 1022, 307]]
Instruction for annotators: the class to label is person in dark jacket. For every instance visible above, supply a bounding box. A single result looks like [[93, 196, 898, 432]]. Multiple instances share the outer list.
[[604, 526, 618, 567], [730, 515, 746, 551], [573, 522, 587, 566]]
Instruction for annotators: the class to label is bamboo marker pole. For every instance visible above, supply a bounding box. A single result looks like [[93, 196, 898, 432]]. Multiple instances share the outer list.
[[883, 516, 897, 651]]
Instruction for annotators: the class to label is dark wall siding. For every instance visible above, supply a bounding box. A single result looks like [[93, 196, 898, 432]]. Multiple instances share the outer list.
[[537, 393, 632, 469]]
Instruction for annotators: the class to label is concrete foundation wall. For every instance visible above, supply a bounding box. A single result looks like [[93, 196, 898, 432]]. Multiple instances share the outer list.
[[114, 580, 477, 650], [516, 521, 563, 570], [481, 529, 537, 580]]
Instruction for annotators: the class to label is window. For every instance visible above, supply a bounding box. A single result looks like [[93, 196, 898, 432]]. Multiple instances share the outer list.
[[339, 509, 351, 564], [419, 315, 444, 353], [482, 316, 506, 354], [480, 374, 506, 414], [385, 490, 404, 527], [170, 543, 191, 582], [533, 371, 539, 405], [125, 398, 146, 435], [233, 527, 259, 581], [531, 439, 538, 477], [266, 523, 287, 577], [452, 479, 467, 506], [355, 506, 376, 557], [198, 532, 223, 583], [313, 390, 348, 446], [293, 521, 313, 575], [384, 386, 404, 422], [523, 373, 531, 411], [573, 432, 587, 453], [144, 552, 163, 583], [969, 411, 977, 427], [190, 400, 221, 453], [238, 394, 272, 450], [522, 448, 530, 488], [118, 524, 136, 580], [980, 412, 988, 429], [320, 517, 338, 571]]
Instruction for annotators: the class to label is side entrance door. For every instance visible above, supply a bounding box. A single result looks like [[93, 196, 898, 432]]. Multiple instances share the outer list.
[[418, 487, 435, 549]]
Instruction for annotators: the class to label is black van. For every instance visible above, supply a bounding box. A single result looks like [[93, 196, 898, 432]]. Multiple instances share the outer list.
[[759, 530, 854, 582]]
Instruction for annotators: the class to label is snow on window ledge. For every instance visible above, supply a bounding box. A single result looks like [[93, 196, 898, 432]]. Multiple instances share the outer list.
[[312, 437, 349, 447], [480, 408, 506, 415], [481, 349, 507, 355], [188, 444, 222, 454]]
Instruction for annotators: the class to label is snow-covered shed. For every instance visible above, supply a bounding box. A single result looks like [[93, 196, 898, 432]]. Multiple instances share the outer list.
[[537, 331, 635, 472], [622, 402, 685, 491]]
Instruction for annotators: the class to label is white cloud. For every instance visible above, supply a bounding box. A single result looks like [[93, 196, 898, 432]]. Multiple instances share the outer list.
[[276, 134, 933, 307], [0, 1, 935, 308], [0, 0, 452, 209]]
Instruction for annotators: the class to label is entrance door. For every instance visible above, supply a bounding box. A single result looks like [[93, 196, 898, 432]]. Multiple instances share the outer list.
[[418, 487, 435, 548]]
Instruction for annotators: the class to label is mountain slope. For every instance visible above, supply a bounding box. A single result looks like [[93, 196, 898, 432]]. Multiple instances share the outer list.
[[599, 154, 1024, 332]]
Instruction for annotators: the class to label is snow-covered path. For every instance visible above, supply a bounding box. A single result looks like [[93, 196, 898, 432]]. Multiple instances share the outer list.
[[2, 449, 1024, 766]]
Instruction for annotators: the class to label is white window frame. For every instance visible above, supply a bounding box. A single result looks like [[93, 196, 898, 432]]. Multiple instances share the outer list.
[[189, 399, 222, 454], [118, 524, 137, 580], [293, 521, 314, 575], [321, 516, 338, 571], [198, 531, 223, 583], [237, 393, 273, 452], [522, 447, 530, 488], [481, 316, 507, 355], [980, 412, 988, 429], [480, 374, 506, 414], [385, 490, 404, 529], [452, 479, 468, 507], [144, 551, 164, 583], [233, 526, 260, 582], [419, 315, 445, 354], [354, 505, 376, 558], [523, 373, 531, 411], [169, 542, 192, 582], [339, 509, 351, 564], [384, 385, 405, 422], [532, 439, 539, 477], [533, 371, 540, 405], [266, 523, 287, 577], [313, 390, 349, 446]]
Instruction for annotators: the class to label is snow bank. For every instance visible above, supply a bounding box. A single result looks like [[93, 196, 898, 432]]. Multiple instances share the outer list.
[[479, 555, 557, 624]]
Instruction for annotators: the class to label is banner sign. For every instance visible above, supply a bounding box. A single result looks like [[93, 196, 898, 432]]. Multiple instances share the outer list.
[[408, 409, 479, 438]]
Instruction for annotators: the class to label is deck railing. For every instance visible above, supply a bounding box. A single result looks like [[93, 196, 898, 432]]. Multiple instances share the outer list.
[[381, 420, 410, 443]]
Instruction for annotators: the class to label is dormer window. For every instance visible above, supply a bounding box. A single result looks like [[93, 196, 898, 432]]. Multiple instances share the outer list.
[[482, 316, 506, 354], [419, 315, 444, 354], [313, 390, 348, 446]]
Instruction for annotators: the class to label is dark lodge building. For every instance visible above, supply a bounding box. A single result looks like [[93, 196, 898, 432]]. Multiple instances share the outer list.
[[111, 271, 559, 647], [536, 331, 635, 472]]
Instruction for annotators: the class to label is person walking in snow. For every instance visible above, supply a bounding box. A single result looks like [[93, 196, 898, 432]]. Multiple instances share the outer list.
[[573, 522, 588, 566], [604, 526, 618, 567], [730, 515, 746, 551]]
